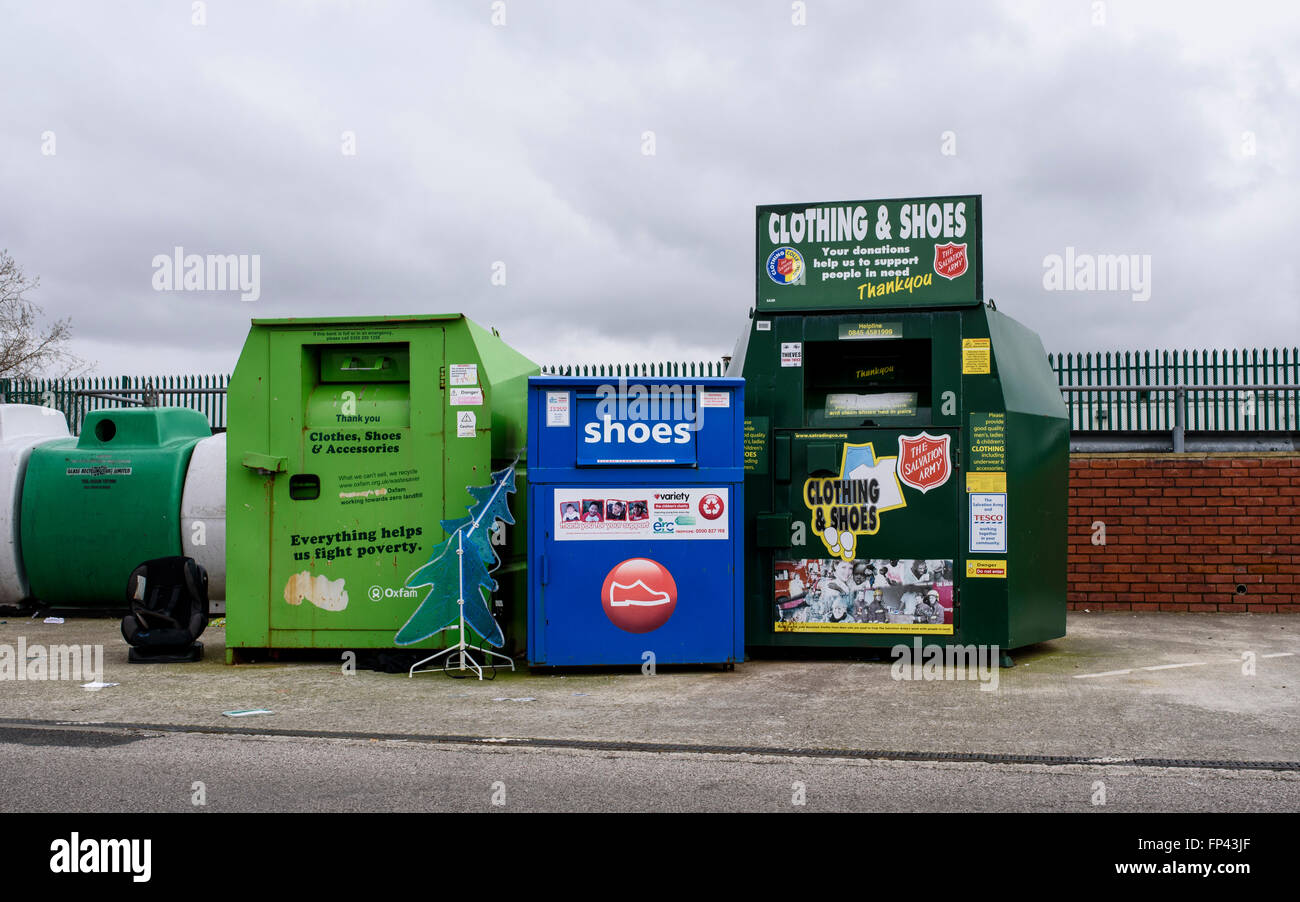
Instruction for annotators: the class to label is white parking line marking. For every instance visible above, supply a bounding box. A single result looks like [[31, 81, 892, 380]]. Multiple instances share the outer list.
[[1075, 653, 1294, 680]]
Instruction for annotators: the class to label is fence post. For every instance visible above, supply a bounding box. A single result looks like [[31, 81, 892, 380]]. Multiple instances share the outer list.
[[1173, 387, 1186, 452]]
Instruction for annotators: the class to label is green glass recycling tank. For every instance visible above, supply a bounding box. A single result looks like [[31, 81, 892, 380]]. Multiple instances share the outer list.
[[21, 407, 212, 606]]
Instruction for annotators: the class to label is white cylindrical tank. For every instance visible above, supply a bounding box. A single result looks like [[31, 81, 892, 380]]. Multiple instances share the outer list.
[[180, 432, 226, 609], [0, 404, 71, 605]]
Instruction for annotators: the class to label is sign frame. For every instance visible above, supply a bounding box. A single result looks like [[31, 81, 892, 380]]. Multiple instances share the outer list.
[[756, 194, 983, 312]]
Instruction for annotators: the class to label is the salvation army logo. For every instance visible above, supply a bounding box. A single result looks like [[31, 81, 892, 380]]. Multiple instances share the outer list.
[[766, 247, 804, 285], [933, 243, 968, 280], [601, 558, 678, 633], [698, 493, 724, 520], [896, 432, 952, 494]]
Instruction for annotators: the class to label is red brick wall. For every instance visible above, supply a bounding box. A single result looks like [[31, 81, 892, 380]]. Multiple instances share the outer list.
[[1068, 454, 1300, 612]]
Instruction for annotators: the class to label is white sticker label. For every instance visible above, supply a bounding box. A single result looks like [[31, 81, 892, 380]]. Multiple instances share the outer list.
[[546, 391, 570, 427], [456, 411, 477, 438], [449, 364, 478, 386], [450, 387, 483, 406], [756, 320, 772, 331], [780, 342, 802, 367], [969, 492, 1008, 554], [554, 488, 730, 541], [700, 391, 730, 408]]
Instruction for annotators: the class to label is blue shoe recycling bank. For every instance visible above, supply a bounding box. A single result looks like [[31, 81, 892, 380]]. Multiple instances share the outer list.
[[526, 376, 745, 666]]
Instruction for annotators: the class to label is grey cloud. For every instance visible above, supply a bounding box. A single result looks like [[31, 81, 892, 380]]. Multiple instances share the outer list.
[[0, 0, 1295, 377]]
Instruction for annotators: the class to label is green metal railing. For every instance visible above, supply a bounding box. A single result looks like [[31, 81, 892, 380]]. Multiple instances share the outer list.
[[539, 361, 730, 379], [0, 374, 229, 435], [1049, 348, 1300, 435], [3, 349, 1297, 439]]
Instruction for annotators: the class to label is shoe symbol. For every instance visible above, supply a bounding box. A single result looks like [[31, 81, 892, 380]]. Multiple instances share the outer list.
[[608, 579, 672, 607]]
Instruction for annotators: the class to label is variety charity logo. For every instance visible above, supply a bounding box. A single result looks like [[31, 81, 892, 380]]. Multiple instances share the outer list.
[[803, 443, 906, 561], [766, 247, 805, 285], [601, 558, 677, 633], [933, 242, 968, 280], [896, 432, 952, 494]]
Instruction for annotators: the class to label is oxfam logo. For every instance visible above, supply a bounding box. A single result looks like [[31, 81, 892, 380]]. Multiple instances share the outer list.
[[766, 247, 804, 285], [369, 585, 418, 601]]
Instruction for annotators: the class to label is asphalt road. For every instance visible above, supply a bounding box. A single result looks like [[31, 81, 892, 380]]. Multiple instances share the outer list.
[[1, 723, 1297, 813]]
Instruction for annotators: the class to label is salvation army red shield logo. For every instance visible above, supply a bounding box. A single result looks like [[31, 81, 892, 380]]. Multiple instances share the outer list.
[[896, 432, 952, 494], [698, 493, 724, 520], [601, 558, 678, 633], [933, 243, 968, 280]]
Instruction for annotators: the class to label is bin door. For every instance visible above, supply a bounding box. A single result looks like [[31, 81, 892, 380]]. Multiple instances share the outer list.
[[769, 427, 960, 636], [267, 334, 445, 633], [536, 484, 737, 665]]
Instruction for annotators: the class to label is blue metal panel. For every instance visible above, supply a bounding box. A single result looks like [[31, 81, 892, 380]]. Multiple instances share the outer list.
[[527, 377, 745, 666]]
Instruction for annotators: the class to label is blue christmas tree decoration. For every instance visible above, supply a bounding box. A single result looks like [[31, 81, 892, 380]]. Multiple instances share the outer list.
[[393, 462, 517, 648]]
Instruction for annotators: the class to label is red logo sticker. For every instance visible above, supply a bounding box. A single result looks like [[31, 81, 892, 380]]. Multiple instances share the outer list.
[[933, 242, 968, 280], [601, 558, 678, 633], [698, 493, 725, 520], [896, 432, 952, 494]]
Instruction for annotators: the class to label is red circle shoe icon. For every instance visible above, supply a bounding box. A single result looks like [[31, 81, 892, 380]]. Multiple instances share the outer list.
[[698, 493, 724, 520], [601, 558, 678, 633]]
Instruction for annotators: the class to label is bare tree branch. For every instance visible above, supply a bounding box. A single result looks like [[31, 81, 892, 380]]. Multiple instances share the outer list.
[[0, 249, 90, 379]]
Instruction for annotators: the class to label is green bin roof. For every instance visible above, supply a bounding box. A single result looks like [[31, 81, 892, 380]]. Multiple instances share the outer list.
[[250, 314, 464, 326]]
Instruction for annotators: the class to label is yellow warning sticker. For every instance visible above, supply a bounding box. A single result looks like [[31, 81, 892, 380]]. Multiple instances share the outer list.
[[966, 559, 1007, 578], [966, 471, 1006, 492], [962, 338, 991, 374]]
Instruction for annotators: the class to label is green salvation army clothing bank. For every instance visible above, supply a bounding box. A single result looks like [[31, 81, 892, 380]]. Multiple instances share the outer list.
[[219, 195, 1068, 668], [735, 196, 1068, 656]]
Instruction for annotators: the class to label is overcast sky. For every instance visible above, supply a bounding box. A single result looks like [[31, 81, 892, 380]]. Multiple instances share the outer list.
[[2, 0, 1297, 377]]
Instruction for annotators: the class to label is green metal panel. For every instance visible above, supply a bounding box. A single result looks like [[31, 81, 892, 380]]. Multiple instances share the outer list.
[[225, 315, 537, 661], [738, 302, 1068, 652], [20, 407, 211, 605], [987, 312, 1070, 648]]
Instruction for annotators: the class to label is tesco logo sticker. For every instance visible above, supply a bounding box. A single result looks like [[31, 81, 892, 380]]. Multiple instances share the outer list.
[[601, 558, 678, 633], [969, 492, 1007, 554]]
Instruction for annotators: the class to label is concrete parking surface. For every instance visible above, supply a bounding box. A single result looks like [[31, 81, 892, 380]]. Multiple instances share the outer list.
[[0, 611, 1295, 811]]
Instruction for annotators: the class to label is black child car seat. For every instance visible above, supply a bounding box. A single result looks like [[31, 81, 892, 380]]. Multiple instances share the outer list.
[[120, 556, 209, 662]]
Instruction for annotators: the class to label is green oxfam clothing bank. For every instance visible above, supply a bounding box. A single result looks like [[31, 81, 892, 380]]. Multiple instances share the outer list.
[[731, 195, 1069, 656], [225, 315, 536, 661]]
